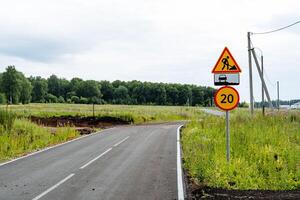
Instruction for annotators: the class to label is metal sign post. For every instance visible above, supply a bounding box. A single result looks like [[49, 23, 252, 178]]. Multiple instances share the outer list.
[[212, 47, 241, 163], [226, 111, 230, 162]]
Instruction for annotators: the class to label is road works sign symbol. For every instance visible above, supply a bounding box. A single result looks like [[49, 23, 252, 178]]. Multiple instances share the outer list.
[[214, 86, 239, 111], [212, 47, 241, 73]]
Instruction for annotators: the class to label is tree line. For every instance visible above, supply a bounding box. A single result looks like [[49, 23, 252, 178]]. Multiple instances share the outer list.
[[0, 66, 215, 106]]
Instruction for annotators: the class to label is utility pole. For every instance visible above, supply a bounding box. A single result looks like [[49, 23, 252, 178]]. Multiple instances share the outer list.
[[261, 55, 265, 115], [247, 32, 254, 115], [251, 49, 274, 110], [277, 81, 280, 110]]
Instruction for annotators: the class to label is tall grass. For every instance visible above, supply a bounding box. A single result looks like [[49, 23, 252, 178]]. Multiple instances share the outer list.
[[0, 109, 16, 132], [182, 112, 300, 190], [0, 117, 79, 162]]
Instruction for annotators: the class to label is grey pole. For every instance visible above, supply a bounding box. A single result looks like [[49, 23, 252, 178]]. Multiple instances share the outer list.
[[251, 49, 274, 110], [277, 81, 280, 110], [248, 32, 254, 115], [261, 55, 265, 115], [226, 111, 230, 162]]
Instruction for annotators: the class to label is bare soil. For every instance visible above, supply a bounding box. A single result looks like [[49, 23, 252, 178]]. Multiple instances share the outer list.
[[30, 116, 130, 127], [30, 116, 130, 135], [185, 173, 300, 200]]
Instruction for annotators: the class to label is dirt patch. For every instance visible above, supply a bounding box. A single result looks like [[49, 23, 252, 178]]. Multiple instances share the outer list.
[[30, 116, 131, 129], [185, 174, 300, 200]]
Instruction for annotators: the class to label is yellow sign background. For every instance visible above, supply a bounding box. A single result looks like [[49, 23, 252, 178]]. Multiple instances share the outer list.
[[214, 86, 239, 111], [212, 47, 241, 73]]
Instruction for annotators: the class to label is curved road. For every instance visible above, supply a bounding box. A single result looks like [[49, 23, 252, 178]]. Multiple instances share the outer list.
[[0, 123, 184, 200]]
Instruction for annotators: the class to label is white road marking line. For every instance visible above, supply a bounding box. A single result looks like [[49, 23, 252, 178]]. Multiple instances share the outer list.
[[79, 148, 112, 169], [177, 125, 184, 200], [113, 136, 130, 147], [32, 173, 75, 200], [0, 128, 115, 168]]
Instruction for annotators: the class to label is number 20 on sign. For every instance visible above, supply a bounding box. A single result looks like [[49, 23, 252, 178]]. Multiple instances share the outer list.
[[214, 86, 239, 111]]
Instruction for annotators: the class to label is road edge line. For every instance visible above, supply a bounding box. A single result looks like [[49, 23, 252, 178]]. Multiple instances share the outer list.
[[32, 173, 75, 200], [0, 128, 115, 168], [177, 125, 185, 200]]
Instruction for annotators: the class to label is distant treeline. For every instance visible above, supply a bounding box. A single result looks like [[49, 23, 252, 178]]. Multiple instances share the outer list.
[[0, 66, 215, 106], [254, 99, 300, 108]]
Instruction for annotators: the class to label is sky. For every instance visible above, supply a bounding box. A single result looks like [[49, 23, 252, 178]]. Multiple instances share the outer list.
[[0, 0, 299, 102]]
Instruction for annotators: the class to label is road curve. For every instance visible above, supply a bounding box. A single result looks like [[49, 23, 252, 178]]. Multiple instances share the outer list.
[[0, 123, 184, 200]]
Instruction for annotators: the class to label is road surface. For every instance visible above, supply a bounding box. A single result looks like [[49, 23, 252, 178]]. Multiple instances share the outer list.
[[0, 123, 184, 200]]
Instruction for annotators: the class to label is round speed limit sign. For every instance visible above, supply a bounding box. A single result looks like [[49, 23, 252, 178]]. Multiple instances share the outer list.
[[214, 86, 239, 111]]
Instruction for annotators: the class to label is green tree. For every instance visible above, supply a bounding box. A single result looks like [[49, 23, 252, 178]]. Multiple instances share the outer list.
[[48, 75, 60, 97], [30, 76, 48, 103], [77, 80, 102, 102], [114, 85, 129, 104], [153, 84, 167, 105], [100, 81, 114, 103], [0, 66, 33, 104], [19, 77, 32, 104], [166, 85, 179, 105], [178, 85, 192, 106], [191, 86, 204, 106], [0, 66, 22, 103]]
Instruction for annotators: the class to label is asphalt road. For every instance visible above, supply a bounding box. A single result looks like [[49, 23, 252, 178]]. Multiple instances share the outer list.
[[0, 123, 184, 200]]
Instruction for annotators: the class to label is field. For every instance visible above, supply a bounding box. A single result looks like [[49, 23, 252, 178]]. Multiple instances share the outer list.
[[0, 103, 201, 162], [2, 103, 201, 124], [0, 103, 299, 192], [182, 110, 300, 191]]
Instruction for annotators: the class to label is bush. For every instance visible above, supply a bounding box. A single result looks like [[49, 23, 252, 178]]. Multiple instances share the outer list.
[[71, 96, 80, 104], [58, 96, 65, 103], [45, 94, 58, 103], [79, 97, 88, 104], [239, 101, 249, 108]]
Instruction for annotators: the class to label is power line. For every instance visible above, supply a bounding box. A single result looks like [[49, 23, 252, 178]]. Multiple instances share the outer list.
[[251, 20, 300, 35]]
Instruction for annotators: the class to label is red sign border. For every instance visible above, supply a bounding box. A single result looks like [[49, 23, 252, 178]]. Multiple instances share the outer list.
[[214, 86, 240, 111], [211, 47, 242, 74]]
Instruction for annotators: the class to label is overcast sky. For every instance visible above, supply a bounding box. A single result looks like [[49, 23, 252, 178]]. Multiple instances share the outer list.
[[0, 0, 299, 102]]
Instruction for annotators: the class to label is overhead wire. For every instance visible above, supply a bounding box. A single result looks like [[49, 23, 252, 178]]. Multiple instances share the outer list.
[[251, 20, 300, 35]]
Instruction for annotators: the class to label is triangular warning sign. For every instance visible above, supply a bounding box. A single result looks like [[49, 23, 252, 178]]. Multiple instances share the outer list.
[[212, 47, 241, 73]]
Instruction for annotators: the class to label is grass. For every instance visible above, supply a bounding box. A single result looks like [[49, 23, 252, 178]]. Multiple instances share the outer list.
[[1, 103, 299, 191], [182, 110, 300, 190], [0, 112, 79, 162], [0, 103, 203, 163], [2, 103, 202, 123]]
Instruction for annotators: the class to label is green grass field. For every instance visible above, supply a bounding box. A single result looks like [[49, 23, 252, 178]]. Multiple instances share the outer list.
[[0, 103, 299, 191], [182, 110, 300, 190], [2, 103, 202, 123], [0, 103, 201, 162]]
